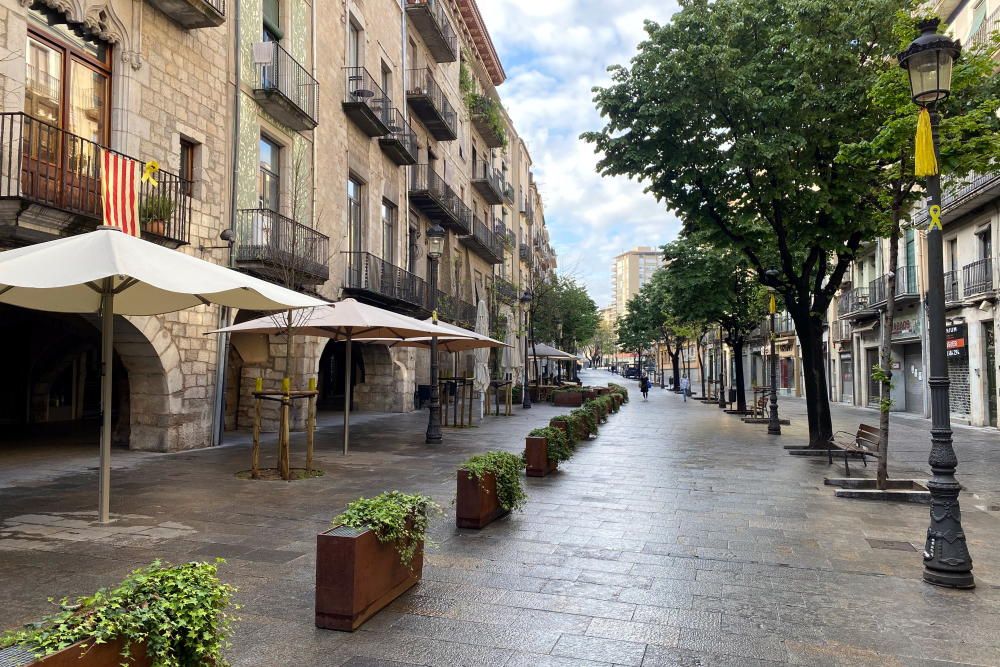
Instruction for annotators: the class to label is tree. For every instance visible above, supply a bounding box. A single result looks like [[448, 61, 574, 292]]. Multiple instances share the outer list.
[[584, 319, 617, 367], [840, 17, 1000, 487], [586, 0, 917, 447], [617, 291, 658, 372], [533, 277, 600, 355]]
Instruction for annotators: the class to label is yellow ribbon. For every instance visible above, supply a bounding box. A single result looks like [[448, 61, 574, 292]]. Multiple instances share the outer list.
[[768, 294, 777, 315], [928, 204, 943, 231], [432, 309, 439, 324], [141, 160, 160, 187], [914, 108, 938, 177]]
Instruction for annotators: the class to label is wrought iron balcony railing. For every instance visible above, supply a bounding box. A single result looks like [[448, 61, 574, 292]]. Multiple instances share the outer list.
[[945, 270, 961, 303], [343, 251, 428, 311], [963, 257, 994, 298], [409, 164, 465, 231], [0, 112, 191, 246], [519, 242, 531, 263], [234, 208, 329, 285], [436, 290, 476, 327], [406, 68, 457, 141], [461, 214, 503, 264], [468, 95, 506, 149], [471, 156, 504, 205], [868, 265, 918, 307], [252, 41, 319, 131], [911, 170, 1000, 227], [145, 0, 224, 28], [494, 277, 518, 304], [970, 8, 1000, 50], [838, 287, 870, 319], [342, 66, 393, 137], [378, 108, 418, 166], [404, 0, 458, 63]]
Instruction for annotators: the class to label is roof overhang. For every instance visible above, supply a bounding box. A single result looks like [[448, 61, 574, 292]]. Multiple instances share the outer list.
[[457, 0, 506, 85]]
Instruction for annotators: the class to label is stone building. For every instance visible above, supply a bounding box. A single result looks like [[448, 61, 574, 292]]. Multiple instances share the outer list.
[[0, 0, 557, 453]]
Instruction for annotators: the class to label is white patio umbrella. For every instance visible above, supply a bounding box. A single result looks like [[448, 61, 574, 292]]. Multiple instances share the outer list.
[[212, 299, 476, 455], [0, 227, 326, 522], [473, 299, 491, 414], [360, 318, 506, 352]]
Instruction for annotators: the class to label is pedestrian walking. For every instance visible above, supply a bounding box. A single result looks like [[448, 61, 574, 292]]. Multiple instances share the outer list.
[[640, 374, 650, 401], [680, 375, 690, 403]]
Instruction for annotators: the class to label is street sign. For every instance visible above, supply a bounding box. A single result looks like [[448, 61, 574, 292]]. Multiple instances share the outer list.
[[946, 323, 968, 359]]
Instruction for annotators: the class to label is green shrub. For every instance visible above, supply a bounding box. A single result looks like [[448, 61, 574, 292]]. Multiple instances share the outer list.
[[467, 93, 508, 148], [527, 426, 573, 462], [608, 383, 629, 402], [583, 399, 604, 424], [460, 451, 527, 512], [138, 194, 174, 223], [1, 560, 236, 667], [334, 491, 441, 568], [569, 408, 597, 436]]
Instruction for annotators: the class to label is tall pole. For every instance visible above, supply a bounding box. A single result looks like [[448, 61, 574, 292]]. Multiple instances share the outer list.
[[768, 311, 781, 435], [99, 279, 114, 524], [426, 258, 442, 443], [343, 329, 352, 454], [717, 326, 726, 408], [522, 303, 532, 409], [922, 110, 973, 588]]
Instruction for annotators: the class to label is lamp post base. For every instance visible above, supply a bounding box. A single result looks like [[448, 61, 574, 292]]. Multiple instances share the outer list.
[[923, 568, 975, 589]]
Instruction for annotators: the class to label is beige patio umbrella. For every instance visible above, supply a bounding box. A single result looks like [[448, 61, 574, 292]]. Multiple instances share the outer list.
[[361, 317, 507, 352], [213, 299, 477, 455], [0, 227, 327, 522]]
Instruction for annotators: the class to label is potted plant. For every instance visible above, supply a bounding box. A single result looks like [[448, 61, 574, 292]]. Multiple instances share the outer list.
[[456, 451, 527, 529], [0, 561, 234, 667], [609, 383, 630, 403], [524, 426, 572, 477], [552, 387, 583, 407], [549, 415, 575, 443], [138, 195, 174, 237], [569, 407, 598, 438], [316, 491, 440, 632]]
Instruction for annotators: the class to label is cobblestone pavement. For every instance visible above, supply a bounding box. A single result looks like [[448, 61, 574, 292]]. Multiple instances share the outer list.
[[3, 370, 1000, 665]]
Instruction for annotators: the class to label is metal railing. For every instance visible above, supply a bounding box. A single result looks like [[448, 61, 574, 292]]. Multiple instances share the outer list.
[[470, 215, 503, 260], [406, 68, 457, 135], [234, 208, 329, 281], [0, 112, 191, 244], [830, 321, 852, 341], [381, 107, 417, 158], [519, 242, 531, 262], [868, 265, 918, 305], [945, 270, 961, 303], [405, 0, 458, 59], [912, 171, 1000, 227], [495, 277, 518, 303], [253, 41, 318, 126], [437, 290, 476, 326], [410, 163, 449, 199], [344, 251, 428, 308], [773, 313, 795, 334], [343, 66, 392, 124], [838, 287, 869, 317], [963, 257, 993, 297], [970, 8, 1000, 50], [472, 156, 503, 194], [453, 197, 473, 236]]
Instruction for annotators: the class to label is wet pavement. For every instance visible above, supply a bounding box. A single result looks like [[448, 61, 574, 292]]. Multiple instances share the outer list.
[[3, 370, 1000, 665]]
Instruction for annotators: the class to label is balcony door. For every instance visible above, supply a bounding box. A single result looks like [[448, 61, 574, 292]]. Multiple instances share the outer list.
[[23, 20, 110, 217]]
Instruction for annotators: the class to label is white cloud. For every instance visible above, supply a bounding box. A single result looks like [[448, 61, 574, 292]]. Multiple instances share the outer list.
[[480, 1, 683, 307]]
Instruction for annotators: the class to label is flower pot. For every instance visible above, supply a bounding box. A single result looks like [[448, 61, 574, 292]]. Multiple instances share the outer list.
[[550, 418, 572, 443], [596, 387, 610, 396], [17, 637, 150, 666], [315, 525, 423, 631], [456, 470, 509, 529], [583, 389, 597, 400], [553, 392, 582, 407], [143, 219, 166, 236], [524, 436, 557, 477]]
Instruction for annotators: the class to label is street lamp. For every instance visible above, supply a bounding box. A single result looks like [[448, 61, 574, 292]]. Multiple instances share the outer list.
[[765, 269, 781, 436], [717, 325, 726, 409], [520, 289, 533, 408], [425, 223, 446, 444], [899, 18, 973, 589], [555, 315, 563, 384]]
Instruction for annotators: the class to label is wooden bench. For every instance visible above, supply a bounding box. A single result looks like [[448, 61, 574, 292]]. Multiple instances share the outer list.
[[828, 423, 882, 476]]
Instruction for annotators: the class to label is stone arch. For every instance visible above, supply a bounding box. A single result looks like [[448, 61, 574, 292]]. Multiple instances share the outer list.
[[120, 314, 184, 451]]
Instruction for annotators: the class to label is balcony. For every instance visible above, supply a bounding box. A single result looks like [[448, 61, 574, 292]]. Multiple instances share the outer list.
[[494, 277, 518, 304], [405, 0, 458, 63], [252, 41, 318, 131], [436, 290, 476, 328], [773, 313, 795, 336], [343, 251, 428, 314], [963, 257, 994, 298], [912, 171, 1000, 227], [234, 208, 329, 285], [519, 242, 531, 264], [970, 8, 1000, 51], [502, 180, 514, 205], [945, 270, 961, 304], [145, 0, 224, 28], [406, 68, 457, 141], [868, 265, 919, 308], [378, 108, 418, 166], [471, 157, 504, 204], [342, 67, 392, 137], [461, 215, 503, 264], [830, 321, 852, 342], [468, 95, 506, 148], [0, 112, 191, 247], [838, 287, 871, 319], [409, 165, 461, 230]]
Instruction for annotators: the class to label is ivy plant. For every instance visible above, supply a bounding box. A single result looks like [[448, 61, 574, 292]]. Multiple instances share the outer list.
[[334, 491, 441, 569], [569, 408, 597, 437], [1, 560, 236, 667], [871, 364, 895, 412], [527, 427, 573, 462], [467, 93, 508, 148], [460, 451, 527, 512]]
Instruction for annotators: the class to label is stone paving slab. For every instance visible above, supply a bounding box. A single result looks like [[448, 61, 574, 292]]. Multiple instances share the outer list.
[[2, 371, 1000, 665]]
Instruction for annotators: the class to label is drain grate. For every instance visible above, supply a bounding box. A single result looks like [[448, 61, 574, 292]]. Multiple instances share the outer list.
[[0, 645, 37, 667], [328, 525, 367, 538], [866, 538, 917, 552]]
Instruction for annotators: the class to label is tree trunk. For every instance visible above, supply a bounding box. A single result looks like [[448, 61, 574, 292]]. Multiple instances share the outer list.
[[671, 350, 681, 391], [792, 311, 833, 448], [733, 339, 747, 411], [698, 337, 706, 398], [878, 209, 901, 489]]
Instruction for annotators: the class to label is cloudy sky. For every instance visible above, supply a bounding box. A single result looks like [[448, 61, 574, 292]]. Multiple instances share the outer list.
[[478, 0, 683, 309]]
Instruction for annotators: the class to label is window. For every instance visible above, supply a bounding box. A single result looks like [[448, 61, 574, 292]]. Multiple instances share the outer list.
[[979, 228, 992, 259], [947, 238, 959, 273], [179, 139, 196, 196], [382, 200, 397, 264], [348, 177, 364, 255], [259, 135, 281, 211], [263, 0, 282, 41], [381, 62, 392, 97], [348, 20, 362, 69], [970, 0, 989, 40]]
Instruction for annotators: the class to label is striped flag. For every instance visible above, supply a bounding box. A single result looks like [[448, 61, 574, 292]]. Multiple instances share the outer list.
[[101, 150, 140, 236]]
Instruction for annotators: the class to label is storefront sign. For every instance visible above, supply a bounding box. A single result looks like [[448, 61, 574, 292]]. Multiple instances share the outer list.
[[891, 317, 920, 340], [946, 323, 968, 359]]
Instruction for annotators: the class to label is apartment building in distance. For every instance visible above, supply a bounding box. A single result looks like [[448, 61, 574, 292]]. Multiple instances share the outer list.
[[611, 245, 663, 317], [0, 0, 557, 453]]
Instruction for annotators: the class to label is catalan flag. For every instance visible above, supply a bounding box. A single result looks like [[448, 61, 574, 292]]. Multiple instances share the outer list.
[[100, 150, 140, 237]]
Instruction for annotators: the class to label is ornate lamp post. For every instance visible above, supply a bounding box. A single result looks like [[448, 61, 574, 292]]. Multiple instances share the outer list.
[[520, 289, 533, 409], [717, 325, 726, 408], [556, 315, 563, 384], [899, 19, 973, 589], [765, 273, 781, 436], [425, 223, 446, 444]]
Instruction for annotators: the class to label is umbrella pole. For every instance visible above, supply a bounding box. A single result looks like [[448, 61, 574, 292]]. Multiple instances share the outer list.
[[99, 281, 114, 524], [343, 329, 351, 456]]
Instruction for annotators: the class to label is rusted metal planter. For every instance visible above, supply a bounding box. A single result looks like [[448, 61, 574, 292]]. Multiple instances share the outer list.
[[455, 470, 509, 529], [524, 436, 558, 477], [315, 525, 423, 631], [553, 392, 583, 407], [12, 637, 151, 666], [549, 418, 573, 443]]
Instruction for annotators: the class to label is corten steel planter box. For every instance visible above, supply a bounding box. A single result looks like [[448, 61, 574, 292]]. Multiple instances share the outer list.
[[16, 637, 151, 666], [524, 436, 558, 477], [455, 470, 509, 529], [596, 387, 610, 396], [583, 389, 597, 400], [315, 525, 423, 631], [553, 392, 583, 407], [549, 418, 574, 444]]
